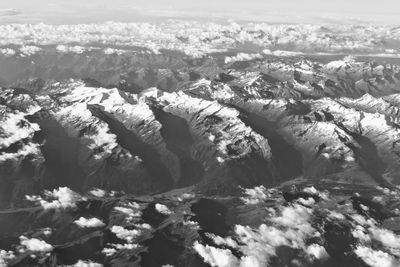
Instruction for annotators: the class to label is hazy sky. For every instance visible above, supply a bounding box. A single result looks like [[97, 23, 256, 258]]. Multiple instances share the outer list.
[[1, 0, 400, 24]]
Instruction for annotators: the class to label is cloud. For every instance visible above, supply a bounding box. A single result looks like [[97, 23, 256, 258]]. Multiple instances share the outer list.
[[225, 53, 263, 64], [0, 48, 16, 56], [370, 227, 400, 250], [104, 48, 126, 55], [155, 203, 172, 215], [89, 188, 107, 198], [72, 260, 103, 267], [56, 45, 86, 54], [0, 9, 20, 17], [0, 250, 15, 266], [114, 201, 142, 222], [19, 45, 41, 57], [354, 246, 398, 267], [74, 217, 106, 228], [0, 22, 399, 58], [240, 185, 269, 205], [26, 187, 84, 210], [263, 49, 304, 57], [0, 143, 40, 162], [110, 224, 151, 243], [350, 203, 400, 256], [102, 243, 138, 257], [195, 200, 317, 267], [306, 244, 329, 261], [19, 236, 53, 252], [193, 242, 239, 267], [205, 233, 238, 249]]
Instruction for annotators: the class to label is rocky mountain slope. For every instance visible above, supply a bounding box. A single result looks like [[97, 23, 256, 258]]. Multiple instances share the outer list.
[[2, 56, 400, 208]]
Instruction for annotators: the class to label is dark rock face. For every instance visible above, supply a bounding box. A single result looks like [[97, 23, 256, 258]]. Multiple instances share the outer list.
[[26, 111, 87, 190], [151, 107, 205, 187]]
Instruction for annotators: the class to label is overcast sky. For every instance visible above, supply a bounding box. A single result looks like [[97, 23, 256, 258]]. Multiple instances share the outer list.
[[1, 0, 400, 24]]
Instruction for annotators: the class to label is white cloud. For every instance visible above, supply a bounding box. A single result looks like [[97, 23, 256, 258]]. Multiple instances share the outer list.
[[56, 45, 86, 54], [0, 22, 397, 58], [350, 210, 400, 256], [306, 244, 329, 261], [0, 142, 40, 162], [297, 197, 316, 206], [74, 217, 106, 228], [355, 246, 398, 267], [102, 242, 139, 257], [19, 45, 42, 57], [0, 250, 15, 266], [327, 210, 346, 220], [155, 203, 172, 215], [114, 201, 142, 222], [72, 260, 103, 267], [303, 186, 318, 195], [193, 242, 239, 267], [271, 203, 313, 232], [42, 228, 52, 237], [101, 247, 117, 257], [240, 185, 268, 205], [206, 233, 238, 248], [169, 192, 195, 202], [26, 187, 84, 210], [263, 50, 304, 57], [104, 48, 126, 55], [225, 53, 263, 64], [370, 227, 400, 250], [110, 226, 142, 243], [89, 188, 107, 198], [352, 225, 371, 243], [195, 202, 317, 267], [0, 48, 15, 56], [19, 236, 53, 252], [183, 220, 200, 230]]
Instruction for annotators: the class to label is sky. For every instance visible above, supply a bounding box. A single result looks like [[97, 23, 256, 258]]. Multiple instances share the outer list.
[[1, 0, 400, 25]]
